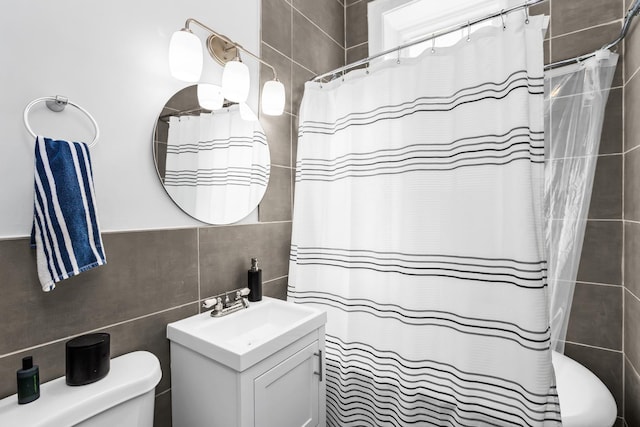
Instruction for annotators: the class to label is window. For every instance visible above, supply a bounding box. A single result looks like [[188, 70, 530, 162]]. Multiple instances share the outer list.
[[368, 0, 519, 59]]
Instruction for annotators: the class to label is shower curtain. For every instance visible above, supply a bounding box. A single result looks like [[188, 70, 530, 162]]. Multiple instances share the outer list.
[[289, 13, 561, 427], [164, 106, 269, 223], [544, 51, 618, 354]]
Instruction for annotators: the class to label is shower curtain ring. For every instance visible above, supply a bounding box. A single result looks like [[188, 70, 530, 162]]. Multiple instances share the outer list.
[[466, 21, 471, 41], [501, 10, 507, 30], [431, 34, 436, 53], [396, 48, 401, 64], [365, 63, 370, 75], [524, 6, 530, 24]]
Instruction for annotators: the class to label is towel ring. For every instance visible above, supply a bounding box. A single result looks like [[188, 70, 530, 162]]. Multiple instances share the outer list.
[[23, 96, 100, 147]]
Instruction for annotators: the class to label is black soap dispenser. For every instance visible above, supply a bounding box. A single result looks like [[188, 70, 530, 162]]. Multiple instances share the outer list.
[[16, 356, 40, 404], [248, 257, 262, 302]]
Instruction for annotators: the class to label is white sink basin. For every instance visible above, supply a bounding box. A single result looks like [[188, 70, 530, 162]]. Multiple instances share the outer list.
[[167, 297, 326, 371]]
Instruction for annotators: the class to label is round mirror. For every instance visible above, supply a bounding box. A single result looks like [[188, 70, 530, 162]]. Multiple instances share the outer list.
[[153, 86, 270, 225]]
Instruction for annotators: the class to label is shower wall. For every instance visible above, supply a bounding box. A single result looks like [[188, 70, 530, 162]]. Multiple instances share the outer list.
[[346, 0, 627, 424], [623, 0, 640, 424]]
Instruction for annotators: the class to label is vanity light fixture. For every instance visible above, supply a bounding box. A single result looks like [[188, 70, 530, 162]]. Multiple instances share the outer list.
[[169, 18, 285, 116], [221, 58, 250, 103], [196, 83, 224, 110], [261, 79, 286, 116], [169, 29, 203, 82]]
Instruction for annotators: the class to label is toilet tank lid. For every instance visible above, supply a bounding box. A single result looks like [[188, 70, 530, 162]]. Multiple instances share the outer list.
[[0, 351, 162, 427]]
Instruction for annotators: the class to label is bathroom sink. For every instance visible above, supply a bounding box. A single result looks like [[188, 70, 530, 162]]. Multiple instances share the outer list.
[[167, 297, 326, 371]]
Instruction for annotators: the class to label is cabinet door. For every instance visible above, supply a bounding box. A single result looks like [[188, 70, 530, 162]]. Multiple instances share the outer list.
[[254, 341, 321, 427]]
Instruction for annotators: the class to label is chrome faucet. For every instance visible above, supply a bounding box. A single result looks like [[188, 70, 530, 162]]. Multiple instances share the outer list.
[[203, 287, 251, 317]]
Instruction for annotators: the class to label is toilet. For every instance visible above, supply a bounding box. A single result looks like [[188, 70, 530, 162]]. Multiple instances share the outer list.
[[0, 351, 161, 427], [552, 350, 617, 427]]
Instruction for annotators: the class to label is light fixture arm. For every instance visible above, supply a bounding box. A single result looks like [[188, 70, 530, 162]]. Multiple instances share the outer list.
[[184, 18, 278, 81]]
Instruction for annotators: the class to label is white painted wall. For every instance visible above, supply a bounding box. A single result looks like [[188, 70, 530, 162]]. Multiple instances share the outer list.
[[0, 0, 260, 238]]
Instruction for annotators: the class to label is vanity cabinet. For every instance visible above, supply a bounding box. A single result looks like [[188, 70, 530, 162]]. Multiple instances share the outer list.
[[168, 302, 326, 427], [254, 340, 321, 427]]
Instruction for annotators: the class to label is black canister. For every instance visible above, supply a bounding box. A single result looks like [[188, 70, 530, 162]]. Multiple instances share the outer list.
[[65, 333, 110, 386], [248, 257, 262, 302]]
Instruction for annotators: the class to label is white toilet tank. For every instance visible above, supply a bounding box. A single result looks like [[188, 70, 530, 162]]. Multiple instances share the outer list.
[[0, 351, 161, 427]]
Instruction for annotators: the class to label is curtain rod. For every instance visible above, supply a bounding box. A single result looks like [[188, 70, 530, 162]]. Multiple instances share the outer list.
[[311, 0, 640, 82]]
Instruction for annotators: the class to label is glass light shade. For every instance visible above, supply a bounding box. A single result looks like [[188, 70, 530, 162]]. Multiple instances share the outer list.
[[197, 84, 224, 110], [169, 30, 203, 82], [239, 103, 258, 122], [222, 60, 250, 103], [261, 80, 285, 116]]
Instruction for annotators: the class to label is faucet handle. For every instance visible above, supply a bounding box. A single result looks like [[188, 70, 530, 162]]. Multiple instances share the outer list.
[[235, 288, 250, 300], [238, 288, 251, 308], [203, 296, 225, 311], [202, 297, 217, 309]]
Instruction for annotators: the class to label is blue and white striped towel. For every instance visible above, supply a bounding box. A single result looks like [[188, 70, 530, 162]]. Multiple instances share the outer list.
[[31, 136, 106, 291]]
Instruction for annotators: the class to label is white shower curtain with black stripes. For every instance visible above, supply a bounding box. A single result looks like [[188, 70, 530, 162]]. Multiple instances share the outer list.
[[289, 12, 561, 427]]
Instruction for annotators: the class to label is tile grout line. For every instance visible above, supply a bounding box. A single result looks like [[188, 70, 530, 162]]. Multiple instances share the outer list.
[[264, 275, 289, 284], [545, 152, 624, 161], [548, 0, 553, 40], [289, 0, 295, 219], [626, 0, 640, 86], [548, 0, 553, 62], [563, 339, 623, 353], [628, 64, 640, 85], [155, 388, 171, 398], [626, 353, 640, 381], [0, 225, 296, 242], [197, 228, 201, 306], [262, 40, 317, 77], [625, 351, 639, 427], [0, 301, 198, 360], [347, 41, 368, 51], [624, 140, 640, 155], [621, 25, 626, 419], [623, 247, 627, 414], [290, 3, 294, 114], [549, 218, 623, 223], [290, 28, 295, 211], [344, 0, 348, 65], [550, 84, 623, 100], [550, 18, 623, 42], [0, 218, 298, 241], [290, 1, 296, 214], [291, 5, 345, 52], [569, 279, 624, 288], [626, 286, 640, 304]]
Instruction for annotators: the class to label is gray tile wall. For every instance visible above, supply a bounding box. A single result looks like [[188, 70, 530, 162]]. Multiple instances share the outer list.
[[344, 0, 631, 423], [0, 2, 344, 427], [345, 0, 371, 63], [261, 0, 345, 224], [625, 0, 640, 422]]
